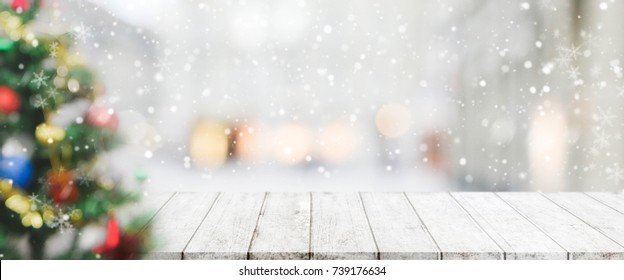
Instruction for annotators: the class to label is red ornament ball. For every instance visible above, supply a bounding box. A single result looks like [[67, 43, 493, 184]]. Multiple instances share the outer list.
[[47, 171, 80, 205], [10, 0, 31, 13], [85, 106, 119, 131], [0, 86, 21, 114], [93, 216, 142, 260]]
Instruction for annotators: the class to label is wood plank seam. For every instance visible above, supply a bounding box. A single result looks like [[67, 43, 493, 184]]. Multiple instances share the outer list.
[[494, 193, 571, 260], [583, 193, 624, 215], [541, 193, 624, 249], [448, 193, 507, 260], [451, 193, 568, 260], [401, 193, 442, 260], [246, 192, 269, 260], [140, 193, 175, 233], [310, 193, 378, 259], [357, 193, 381, 260], [180, 192, 222, 260]]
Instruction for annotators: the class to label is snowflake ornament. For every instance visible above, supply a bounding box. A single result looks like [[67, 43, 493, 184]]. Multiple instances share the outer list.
[[75, 170, 92, 188], [46, 87, 60, 99], [27, 194, 42, 210], [49, 41, 59, 58], [72, 23, 93, 44], [31, 70, 49, 89], [31, 95, 49, 109], [47, 210, 73, 233]]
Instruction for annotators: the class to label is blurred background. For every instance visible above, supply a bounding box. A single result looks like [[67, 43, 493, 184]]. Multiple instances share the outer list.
[[31, 0, 624, 192]]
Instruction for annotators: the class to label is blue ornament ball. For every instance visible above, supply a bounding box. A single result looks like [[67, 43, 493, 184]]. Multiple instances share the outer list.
[[0, 156, 33, 190]]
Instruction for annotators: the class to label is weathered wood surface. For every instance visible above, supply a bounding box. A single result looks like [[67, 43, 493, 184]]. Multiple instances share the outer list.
[[405, 193, 503, 260], [545, 193, 624, 247], [145, 192, 219, 260], [451, 193, 567, 259], [360, 192, 439, 260], [141, 192, 624, 260], [310, 193, 378, 260], [183, 192, 265, 260], [248, 193, 311, 260], [586, 192, 624, 214], [498, 193, 624, 260]]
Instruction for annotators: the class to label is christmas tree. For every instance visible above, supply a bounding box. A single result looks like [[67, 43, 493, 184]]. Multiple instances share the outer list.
[[1, 0, 150, 259]]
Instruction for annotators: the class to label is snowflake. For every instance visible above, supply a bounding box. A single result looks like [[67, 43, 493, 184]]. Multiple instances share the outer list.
[[47, 210, 73, 233], [75, 170, 92, 188], [154, 54, 173, 75], [28, 193, 41, 210], [593, 130, 611, 149], [72, 23, 93, 44], [31, 70, 49, 89], [49, 41, 59, 58], [31, 95, 49, 109], [47, 87, 60, 99], [39, 196, 53, 210], [606, 164, 624, 186], [594, 106, 616, 127], [566, 66, 581, 80], [559, 44, 583, 61]]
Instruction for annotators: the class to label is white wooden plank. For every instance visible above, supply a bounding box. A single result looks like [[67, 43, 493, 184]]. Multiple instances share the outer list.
[[310, 193, 378, 260], [586, 193, 624, 214], [360, 193, 439, 260], [405, 193, 502, 260], [248, 193, 310, 260], [452, 193, 567, 260], [545, 193, 624, 248], [144, 192, 219, 260], [498, 192, 624, 260], [184, 192, 265, 260]]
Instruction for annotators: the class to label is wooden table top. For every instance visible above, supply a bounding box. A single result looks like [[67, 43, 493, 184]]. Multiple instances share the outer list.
[[131, 192, 624, 260]]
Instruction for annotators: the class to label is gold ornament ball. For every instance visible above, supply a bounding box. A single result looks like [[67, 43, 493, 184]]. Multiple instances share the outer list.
[[0, 179, 13, 197], [5, 194, 30, 215], [43, 209, 55, 224], [21, 211, 43, 229], [70, 209, 83, 223], [35, 123, 65, 145]]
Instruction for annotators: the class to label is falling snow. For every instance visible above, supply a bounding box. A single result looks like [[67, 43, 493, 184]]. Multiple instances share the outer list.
[[12, 0, 623, 194]]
